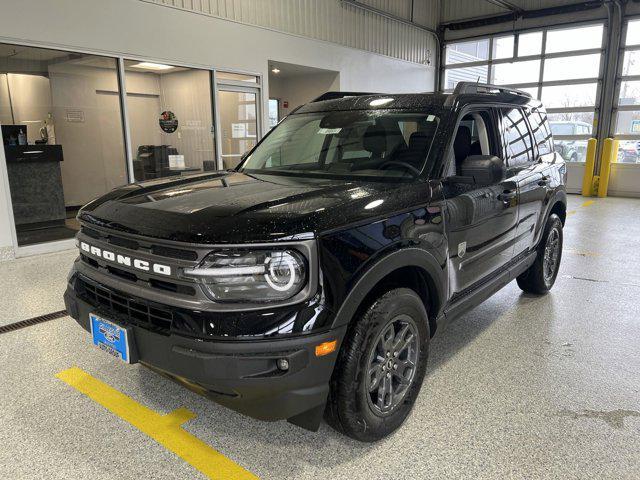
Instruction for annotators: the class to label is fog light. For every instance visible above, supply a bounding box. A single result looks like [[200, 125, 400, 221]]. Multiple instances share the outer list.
[[277, 358, 289, 371]]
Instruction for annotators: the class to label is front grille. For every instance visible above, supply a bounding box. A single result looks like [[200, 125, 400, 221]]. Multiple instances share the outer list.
[[79, 254, 198, 297], [76, 276, 174, 334], [80, 225, 197, 261], [152, 245, 198, 261]]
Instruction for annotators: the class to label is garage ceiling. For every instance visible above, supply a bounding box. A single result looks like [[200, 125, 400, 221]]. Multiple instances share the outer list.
[[440, 0, 598, 24]]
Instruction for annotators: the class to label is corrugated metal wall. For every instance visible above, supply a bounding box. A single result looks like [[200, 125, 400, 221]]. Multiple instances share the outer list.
[[141, 0, 438, 64]]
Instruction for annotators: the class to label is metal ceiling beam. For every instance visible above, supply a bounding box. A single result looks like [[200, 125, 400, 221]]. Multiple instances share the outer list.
[[483, 0, 524, 13], [441, 1, 604, 31]]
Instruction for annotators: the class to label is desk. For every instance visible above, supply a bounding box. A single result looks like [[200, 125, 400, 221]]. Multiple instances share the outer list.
[[4, 145, 66, 227]]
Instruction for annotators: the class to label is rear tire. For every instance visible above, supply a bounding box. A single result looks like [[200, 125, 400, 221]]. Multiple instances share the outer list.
[[325, 288, 429, 442], [517, 213, 563, 294]]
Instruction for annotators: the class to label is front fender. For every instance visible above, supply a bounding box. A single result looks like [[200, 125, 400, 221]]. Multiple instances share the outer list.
[[330, 247, 446, 329]]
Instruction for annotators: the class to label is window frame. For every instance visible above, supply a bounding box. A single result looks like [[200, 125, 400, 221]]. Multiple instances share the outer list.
[[613, 17, 640, 139], [608, 15, 640, 166]]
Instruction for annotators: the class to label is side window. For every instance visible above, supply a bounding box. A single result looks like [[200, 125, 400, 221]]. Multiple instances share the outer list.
[[501, 108, 534, 167], [526, 107, 553, 155], [445, 109, 498, 177]]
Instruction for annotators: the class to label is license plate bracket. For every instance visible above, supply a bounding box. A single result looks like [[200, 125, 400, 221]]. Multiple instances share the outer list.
[[89, 314, 137, 364]]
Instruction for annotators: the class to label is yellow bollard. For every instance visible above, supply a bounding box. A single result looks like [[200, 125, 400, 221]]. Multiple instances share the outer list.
[[581, 138, 597, 196], [597, 138, 618, 198]]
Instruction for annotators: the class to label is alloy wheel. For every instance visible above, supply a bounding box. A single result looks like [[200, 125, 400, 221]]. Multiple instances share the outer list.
[[543, 227, 561, 285], [365, 314, 419, 416]]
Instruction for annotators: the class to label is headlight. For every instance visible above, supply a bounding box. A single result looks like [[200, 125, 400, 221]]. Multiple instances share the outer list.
[[184, 249, 307, 302]]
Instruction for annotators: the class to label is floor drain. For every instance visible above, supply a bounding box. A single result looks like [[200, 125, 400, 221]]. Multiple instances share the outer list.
[[0, 310, 68, 334]]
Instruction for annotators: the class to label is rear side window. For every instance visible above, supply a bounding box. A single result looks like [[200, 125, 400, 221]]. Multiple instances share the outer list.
[[526, 107, 554, 155], [501, 108, 534, 167]]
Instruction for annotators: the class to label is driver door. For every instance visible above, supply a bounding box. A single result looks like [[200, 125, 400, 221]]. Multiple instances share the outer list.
[[442, 108, 518, 298]]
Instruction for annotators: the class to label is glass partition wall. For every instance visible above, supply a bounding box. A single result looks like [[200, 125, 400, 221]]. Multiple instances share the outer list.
[[123, 60, 216, 179], [443, 23, 605, 163], [0, 42, 263, 251], [0, 45, 127, 246]]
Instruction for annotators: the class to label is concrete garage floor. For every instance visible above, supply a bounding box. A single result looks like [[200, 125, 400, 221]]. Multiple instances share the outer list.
[[1, 195, 639, 480]]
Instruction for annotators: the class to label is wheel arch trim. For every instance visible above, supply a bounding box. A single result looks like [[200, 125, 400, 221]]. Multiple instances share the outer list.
[[330, 248, 446, 330]]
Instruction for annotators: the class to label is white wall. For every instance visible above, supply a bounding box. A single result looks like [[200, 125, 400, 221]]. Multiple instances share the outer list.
[[0, 0, 434, 255], [5, 74, 52, 144], [269, 71, 341, 118], [47, 63, 128, 206]]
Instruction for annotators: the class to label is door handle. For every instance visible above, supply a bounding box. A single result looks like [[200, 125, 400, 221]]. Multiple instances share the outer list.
[[497, 189, 517, 202]]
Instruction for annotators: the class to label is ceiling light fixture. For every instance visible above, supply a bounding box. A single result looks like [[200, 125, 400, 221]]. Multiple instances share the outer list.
[[271, 67, 281, 74], [131, 62, 174, 71]]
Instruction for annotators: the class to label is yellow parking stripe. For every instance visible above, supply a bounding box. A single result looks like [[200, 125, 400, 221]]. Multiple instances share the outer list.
[[56, 367, 257, 480], [568, 199, 595, 217]]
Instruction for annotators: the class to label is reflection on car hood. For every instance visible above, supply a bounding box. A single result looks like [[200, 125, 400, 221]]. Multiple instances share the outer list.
[[79, 171, 432, 244]]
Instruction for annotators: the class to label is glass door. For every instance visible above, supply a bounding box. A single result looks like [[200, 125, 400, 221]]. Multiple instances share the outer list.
[[215, 74, 261, 169]]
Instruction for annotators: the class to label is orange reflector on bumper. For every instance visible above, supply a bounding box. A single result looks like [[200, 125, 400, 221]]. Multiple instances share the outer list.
[[315, 340, 337, 357]]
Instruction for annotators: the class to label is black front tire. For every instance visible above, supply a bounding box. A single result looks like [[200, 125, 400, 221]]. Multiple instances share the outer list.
[[517, 213, 563, 294], [325, 288, 429, 442]]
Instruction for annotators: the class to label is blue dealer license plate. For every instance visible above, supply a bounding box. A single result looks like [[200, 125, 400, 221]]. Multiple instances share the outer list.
[[90, 314, 132, 363]]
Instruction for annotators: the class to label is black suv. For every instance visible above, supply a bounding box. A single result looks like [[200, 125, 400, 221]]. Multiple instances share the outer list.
[[64, 82, 567, 441]]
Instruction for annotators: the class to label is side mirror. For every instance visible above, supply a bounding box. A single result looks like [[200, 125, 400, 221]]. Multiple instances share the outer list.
[[459, 155, 505, 185]]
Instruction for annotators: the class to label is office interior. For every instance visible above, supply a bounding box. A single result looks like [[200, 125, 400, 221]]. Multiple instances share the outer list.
[[0, 44, 262, 247]]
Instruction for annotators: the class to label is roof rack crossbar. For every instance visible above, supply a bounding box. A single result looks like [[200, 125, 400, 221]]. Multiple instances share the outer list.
[[453, 82, 532, 98], [312, 91, 379, 102]]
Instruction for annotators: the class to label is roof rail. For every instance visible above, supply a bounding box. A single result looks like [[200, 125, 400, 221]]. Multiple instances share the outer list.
[[312, 91, 379, 102], [453, 82, 532, 98]]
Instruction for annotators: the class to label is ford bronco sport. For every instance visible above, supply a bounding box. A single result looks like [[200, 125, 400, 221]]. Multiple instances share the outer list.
[[64, 82, 567, 441]]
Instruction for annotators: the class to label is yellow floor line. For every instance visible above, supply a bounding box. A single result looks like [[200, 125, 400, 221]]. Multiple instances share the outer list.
[[56, 367, 257, 480], [568, 199, 595, 217]]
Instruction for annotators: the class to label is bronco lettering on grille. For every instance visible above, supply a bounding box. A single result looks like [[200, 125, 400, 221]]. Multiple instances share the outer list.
[[79, 241, 172, 276]]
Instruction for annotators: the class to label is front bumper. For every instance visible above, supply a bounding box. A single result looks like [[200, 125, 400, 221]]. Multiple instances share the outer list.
[[64, 276, 346, 428]]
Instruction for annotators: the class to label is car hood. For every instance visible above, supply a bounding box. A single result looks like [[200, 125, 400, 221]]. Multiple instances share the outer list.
[[79, 171, 433, 244]]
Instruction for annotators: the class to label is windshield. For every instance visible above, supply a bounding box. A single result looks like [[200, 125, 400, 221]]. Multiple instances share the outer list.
[[240, 111, 439, 181]]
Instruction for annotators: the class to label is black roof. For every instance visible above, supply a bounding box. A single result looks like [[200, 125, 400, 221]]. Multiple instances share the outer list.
[[295, 82, 541, 114]]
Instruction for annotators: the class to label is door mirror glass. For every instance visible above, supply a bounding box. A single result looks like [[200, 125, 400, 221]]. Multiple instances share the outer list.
[[459, 155, 506, 185]]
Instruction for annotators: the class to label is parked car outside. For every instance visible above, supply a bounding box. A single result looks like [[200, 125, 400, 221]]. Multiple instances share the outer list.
[[549, 120, 592, 162]]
